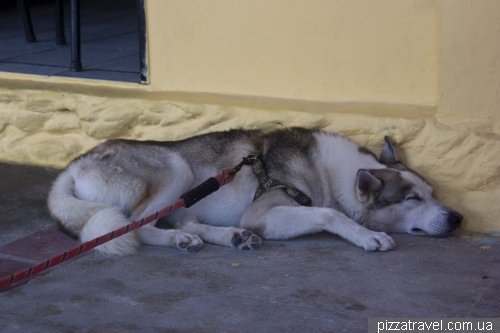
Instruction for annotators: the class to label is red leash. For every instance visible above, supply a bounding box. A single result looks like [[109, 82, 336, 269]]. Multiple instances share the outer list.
[[0, 156, 257, 289]]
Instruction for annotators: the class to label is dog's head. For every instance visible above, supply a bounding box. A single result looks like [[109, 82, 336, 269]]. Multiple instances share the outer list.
[[355, 137, 463, 236]]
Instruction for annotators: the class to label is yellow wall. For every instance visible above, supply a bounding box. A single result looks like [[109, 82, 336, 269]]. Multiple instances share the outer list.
[[0, 0, 499, 234], [438, 0, 500, 133], [147, 0, 438, 107]]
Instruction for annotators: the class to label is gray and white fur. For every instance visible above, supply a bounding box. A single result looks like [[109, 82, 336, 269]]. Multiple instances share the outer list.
[[48, 128, 463, 255]]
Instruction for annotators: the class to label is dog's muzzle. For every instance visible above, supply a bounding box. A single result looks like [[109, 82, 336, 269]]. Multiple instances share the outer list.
[[410, 210, 463, 236]]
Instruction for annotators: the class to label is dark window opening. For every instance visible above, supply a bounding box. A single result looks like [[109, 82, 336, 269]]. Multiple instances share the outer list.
[[0, 0, 148, 84]]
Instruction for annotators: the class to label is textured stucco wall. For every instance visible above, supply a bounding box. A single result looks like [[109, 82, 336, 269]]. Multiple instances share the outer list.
[[0, 87, 499, 233]]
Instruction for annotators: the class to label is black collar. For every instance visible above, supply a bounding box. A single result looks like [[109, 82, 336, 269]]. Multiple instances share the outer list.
[[251, 155, 312, 206]]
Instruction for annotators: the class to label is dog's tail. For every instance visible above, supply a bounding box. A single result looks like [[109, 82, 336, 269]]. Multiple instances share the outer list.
[[47, 170, 139, 255]]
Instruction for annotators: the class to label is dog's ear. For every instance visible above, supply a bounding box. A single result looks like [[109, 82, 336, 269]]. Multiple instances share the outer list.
[[355, 169, 382, 203], [379, 136, 398, 164]]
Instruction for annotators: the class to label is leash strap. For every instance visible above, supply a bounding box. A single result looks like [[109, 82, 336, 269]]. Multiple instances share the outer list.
[[181, 177, 220, 208], [252, 155, 312, 206]]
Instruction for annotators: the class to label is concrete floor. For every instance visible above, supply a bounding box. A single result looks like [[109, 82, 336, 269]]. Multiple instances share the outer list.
[[0, 162, 498, 333]]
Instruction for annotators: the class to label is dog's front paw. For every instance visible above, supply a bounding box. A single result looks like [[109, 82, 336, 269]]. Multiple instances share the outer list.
[[171, 231, 204, 252], [231, 230, 262, 250], [358, 231, 396, 252]]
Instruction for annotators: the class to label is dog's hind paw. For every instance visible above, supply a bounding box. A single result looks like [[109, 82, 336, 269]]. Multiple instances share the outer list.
[[358, 231, 396, 252], [231, 230, 263, 250]]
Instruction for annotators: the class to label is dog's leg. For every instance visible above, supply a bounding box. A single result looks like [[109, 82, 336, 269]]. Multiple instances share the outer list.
[[132, 197, 205, 253], [241, 192, 396, 252], [171, 212, 262, 250], [136, 224, 203, 252]]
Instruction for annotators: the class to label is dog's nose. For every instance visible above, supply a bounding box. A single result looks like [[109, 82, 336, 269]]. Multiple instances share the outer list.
[[447, 211, 463, 229]]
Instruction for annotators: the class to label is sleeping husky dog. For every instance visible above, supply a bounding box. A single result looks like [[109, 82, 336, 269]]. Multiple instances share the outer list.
[[48, 128, 462, 255]]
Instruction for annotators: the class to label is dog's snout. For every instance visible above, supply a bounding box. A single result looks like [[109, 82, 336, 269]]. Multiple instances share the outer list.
[[447, 211, 463, 229]]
